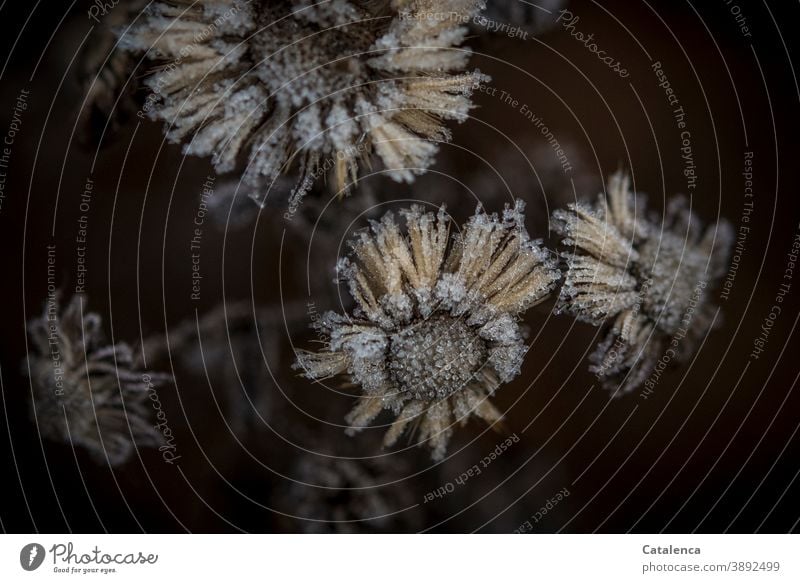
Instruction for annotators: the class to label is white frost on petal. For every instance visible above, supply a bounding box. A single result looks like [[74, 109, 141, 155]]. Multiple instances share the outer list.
[[296, 202, 558, 459]]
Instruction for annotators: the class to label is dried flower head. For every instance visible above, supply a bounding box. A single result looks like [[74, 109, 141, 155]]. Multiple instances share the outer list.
[[478, 0, 566, 36], [25, 295, 169, 465], [119, 0, 488, 197], [552, 171, 733, 395], [295, 202, 560, 460]]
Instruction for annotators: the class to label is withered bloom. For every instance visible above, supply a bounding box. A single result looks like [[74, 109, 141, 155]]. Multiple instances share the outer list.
[[553, 171, 733, 395], [295, 202, 559, 460], [119, 0, 488, 197], [25, 295, 169, 465]]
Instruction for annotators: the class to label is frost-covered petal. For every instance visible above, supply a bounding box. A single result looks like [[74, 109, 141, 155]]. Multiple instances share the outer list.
[[295, 202, 550, 459], [555, 171, 734, 394], [117, 0, 487, 197]]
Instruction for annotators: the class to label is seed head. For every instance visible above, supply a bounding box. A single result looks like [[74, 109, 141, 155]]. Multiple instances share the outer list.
[[119, 0, 489, 197], [552, 171, 734, 394], [295, 201, 560, 460], [25, 295, 169, 465]]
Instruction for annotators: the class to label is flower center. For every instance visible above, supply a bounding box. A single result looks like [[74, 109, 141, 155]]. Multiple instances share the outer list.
[[388, 316, 486, 400], [638, 233, 709, 333], [255, 7, 386, 106]]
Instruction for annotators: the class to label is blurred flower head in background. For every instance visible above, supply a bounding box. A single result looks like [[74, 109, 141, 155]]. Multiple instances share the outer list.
[[25, 294, 169, 465], [276, 451, 419, 533]]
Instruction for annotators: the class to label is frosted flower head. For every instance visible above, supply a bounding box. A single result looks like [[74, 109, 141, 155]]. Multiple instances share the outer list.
[[295, 202, 560, 460], [25, 295, 169, 465], [119, 0, 489, 198], [553, 171, 734, 395]]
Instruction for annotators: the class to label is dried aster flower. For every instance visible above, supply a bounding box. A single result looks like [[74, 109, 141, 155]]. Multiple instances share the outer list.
[[25, 295, 169, 465], [295, 202, 560, 460], [119, 0, 488, 197], [552, 171, 733, 395]]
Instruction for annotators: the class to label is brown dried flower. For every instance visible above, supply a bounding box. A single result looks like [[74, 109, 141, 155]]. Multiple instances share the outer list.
[[119, 0, 488, 198], [552, 171, 733, 395], [295, 202, 560, 459]]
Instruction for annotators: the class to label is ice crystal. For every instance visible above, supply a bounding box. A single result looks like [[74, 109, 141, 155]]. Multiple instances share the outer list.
[[295, 202, 560, 460], [119, 0, 488, 194], [25, 295, 169, 465], [552, 171, 734, 395]]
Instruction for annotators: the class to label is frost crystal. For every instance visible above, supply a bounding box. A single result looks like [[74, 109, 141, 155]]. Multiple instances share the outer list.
[[295, 202, 560, 460], [553, 171, 734, 395], [119, 0, 489, 194], [25, 295, 169, 465]]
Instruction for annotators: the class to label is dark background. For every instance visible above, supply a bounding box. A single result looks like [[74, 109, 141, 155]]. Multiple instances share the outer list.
[[0, 0, 798, 533]]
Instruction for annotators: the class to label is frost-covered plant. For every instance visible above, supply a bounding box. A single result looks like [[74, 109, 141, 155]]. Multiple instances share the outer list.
[[25, 295, 169, 465], [119, 0, 488, 198], [295, 202, 560, 460], [552, 171, 733, 395]]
